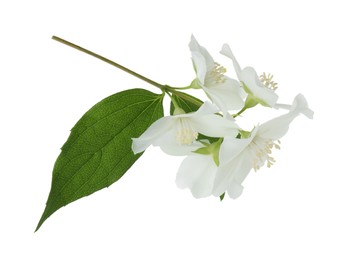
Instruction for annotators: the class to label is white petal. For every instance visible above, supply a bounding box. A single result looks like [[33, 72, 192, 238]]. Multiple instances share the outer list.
[[213, 152, 252, 198], [224, 111, 235, 121], [171, 101, 219, 118], [155, 128, 203, 156], [190, 114, 238, 137], [219, 133, 256, 165], [160, 143, 203, 156], [191, 51, 207, 84], [194, 101, 220, 115], [258, 94, 313, 140], [221, 45, 279, 107], [227, 152, 253, 199], [257, 113, 296, 140], [230, 149, 253, 184], [212, 160, 234, 196], [290, 94, 314, 119], [176, 154, 217, 198], [220, 44, 242, 80], [131, 117, 174, 154], [274, 94, 314, 119], [204, 77, 245, 112], [189, 35, 214, 70], [227, 180, 244, 200], [241, 67, 278, 107]]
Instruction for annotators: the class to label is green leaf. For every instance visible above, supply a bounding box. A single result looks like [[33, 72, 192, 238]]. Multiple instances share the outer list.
[[169, 92, 203, 115], [36, 88, 164, 231]]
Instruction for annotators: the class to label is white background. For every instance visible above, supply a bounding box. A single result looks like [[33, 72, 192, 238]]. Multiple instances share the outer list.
[[1, 0, 351, 259]]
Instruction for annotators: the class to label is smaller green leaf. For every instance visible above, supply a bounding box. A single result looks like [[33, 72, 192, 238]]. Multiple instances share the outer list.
[[169, 92, 203, 115]]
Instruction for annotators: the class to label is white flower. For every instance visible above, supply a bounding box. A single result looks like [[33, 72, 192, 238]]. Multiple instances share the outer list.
[[131, 101, 238, 156], [189, 35, 245, 113], [220, 44, 278, 108], [212, 94, 313, 199]]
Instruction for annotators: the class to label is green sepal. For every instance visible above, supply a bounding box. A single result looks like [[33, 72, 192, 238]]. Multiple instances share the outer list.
[[244, 94, 259, 109], [190, 78, 201, 89], [36, 88, 164, 231], [193, 146, 209, 155], [220, 192, 225, 201], [193, 139, 222, 166], [239, 130, 251, 139], [243, 82, 271, 108]]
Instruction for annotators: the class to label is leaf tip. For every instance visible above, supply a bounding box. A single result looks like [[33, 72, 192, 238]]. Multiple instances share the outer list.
[[35, 210, 49, 232]]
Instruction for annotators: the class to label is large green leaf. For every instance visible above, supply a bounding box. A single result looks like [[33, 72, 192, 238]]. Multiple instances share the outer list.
[[36, 88, 164, 231]]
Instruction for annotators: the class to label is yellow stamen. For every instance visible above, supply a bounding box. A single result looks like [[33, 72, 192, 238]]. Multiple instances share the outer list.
[[260, 72, 278, 91], [209, 62, 227, 84], [250, 137, 281, 171], [175, 118, 199, 145]]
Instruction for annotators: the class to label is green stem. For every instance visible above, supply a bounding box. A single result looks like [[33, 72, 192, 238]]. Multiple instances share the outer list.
[[171, 86, 192, 90], [233, 107, 247, 118], [52, 36, 166, 91]]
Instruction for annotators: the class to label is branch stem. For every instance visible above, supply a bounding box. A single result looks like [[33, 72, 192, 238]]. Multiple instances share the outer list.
[[52, 36, 165, 90]]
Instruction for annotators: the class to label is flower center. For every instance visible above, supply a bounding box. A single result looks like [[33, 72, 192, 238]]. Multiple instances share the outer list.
[[260, 72, 278, 91], [175, 118, 198, 145], [249, 136, 281, 171], [207, 62, 227, 84]]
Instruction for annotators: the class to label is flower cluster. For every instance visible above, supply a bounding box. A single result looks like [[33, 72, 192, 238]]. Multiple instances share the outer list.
[[132, 36, 313, 200]]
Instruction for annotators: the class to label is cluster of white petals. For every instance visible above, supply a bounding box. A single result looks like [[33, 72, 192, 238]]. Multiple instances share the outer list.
[[220, 44, 279, 108], [132, 101, 238, 156], [213, 94, 313, 199], [132, 36, 313, 200], [189, 35, 245, 114]]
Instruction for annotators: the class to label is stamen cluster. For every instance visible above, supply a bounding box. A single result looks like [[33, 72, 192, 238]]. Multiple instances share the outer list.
[[209, 62, 227, 84], [260, 72, 278, 90]]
